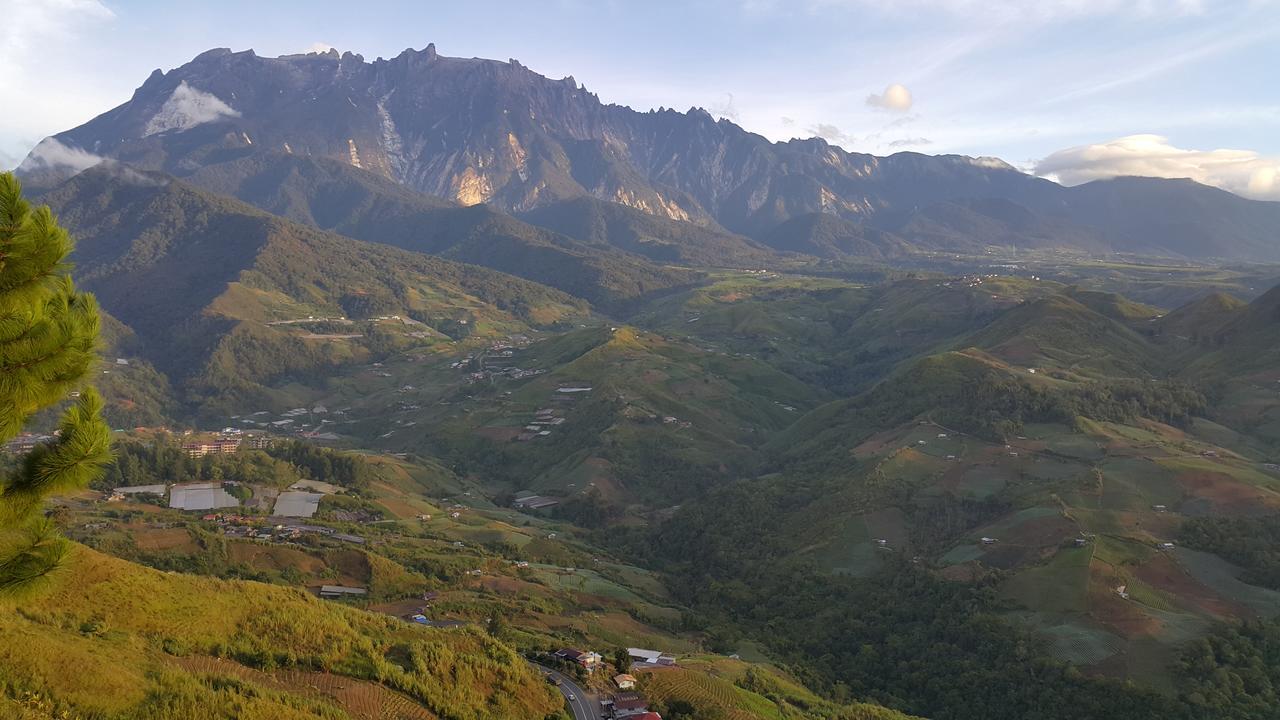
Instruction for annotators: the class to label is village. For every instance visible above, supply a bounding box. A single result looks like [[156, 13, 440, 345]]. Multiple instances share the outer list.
[[533, 645, 679, 720]]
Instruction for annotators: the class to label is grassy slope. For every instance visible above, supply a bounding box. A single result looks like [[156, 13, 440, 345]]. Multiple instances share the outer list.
[[41, 167, 591, 417], [0, 546, 561, 720], [639, 658, 918, 719]]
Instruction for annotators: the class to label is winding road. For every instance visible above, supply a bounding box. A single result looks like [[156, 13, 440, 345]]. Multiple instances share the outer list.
[[534, 663, 597, 720]]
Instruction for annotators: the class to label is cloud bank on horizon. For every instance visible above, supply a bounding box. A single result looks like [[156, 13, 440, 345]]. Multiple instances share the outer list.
[[1037, 135, 1280, 200], [1, 0, 1277, 203]]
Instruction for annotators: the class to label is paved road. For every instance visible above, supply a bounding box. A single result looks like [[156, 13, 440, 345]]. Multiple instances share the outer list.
[[534, 663, 597, 720]]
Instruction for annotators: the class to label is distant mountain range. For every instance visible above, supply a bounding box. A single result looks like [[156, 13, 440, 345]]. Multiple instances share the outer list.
[[17, 45, 1280, 263]]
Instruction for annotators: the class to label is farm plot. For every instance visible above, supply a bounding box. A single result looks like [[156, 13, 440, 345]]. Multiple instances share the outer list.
[[639, 667, 780, 720], [1097, 457, 1182, 512], [1001, 546, 1092, 615], [1011, 612, 1125, 666], [172, 655, 437, 720], [1174, 548, 1280, 616]]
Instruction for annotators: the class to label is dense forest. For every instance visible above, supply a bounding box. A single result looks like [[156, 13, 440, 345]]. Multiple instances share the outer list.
[[1180, 515, 1280, 590], [613, 470, 1273, 720], [98, 439, 373, 492]]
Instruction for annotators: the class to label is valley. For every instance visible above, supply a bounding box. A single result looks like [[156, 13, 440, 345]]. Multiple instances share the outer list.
[[4, 37, 1280, 720]]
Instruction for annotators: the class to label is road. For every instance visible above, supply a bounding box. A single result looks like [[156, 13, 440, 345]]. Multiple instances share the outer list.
[[534, 663, 597, 720]]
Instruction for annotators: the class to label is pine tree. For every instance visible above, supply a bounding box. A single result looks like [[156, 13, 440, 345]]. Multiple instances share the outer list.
[[0, 171, 111, 598]]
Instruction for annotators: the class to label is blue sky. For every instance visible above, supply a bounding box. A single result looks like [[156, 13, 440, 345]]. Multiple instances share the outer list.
[[3, 0, 1278, 198]]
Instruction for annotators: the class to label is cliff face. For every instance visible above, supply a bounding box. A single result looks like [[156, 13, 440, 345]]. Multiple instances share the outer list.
[[23, 45, 1280, 259], [28, 46, 1050, 232]]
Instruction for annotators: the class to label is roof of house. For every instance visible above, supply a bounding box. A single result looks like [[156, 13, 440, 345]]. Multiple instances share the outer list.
[[169, 485, 239, 511], [319, 585, 368, 595], [426, 619, 468, 628], [272, 491, 324, 518], [514, 495, 560, 509], [612, 693, 647, 710], [115, 484, 167, 495]]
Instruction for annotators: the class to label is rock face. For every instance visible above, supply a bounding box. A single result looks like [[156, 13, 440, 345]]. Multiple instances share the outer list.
[[23, 44, 1280, 260], [22, 46, 1047, 231]]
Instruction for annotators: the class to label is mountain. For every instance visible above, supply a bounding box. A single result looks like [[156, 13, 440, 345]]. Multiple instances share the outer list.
[[21, 45, 1280, 261], [760, 212, 913, 259], [888, 198, 1110, 254], [176, 152, 701, 309], [1047, 177, 1280, 260], [38, 165, 590, 413], [518, 195, 774, 266]]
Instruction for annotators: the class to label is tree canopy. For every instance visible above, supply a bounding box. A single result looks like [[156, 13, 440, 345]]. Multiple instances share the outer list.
[[0, 171, 111, 598]]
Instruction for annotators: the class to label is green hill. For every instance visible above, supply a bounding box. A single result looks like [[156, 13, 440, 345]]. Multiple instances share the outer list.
[[39, 166, 591, 415], [1153, 291, 1247, 347], [344, 325, 826, 506], [0, 546, 562, 720], [962, 293, 1159, 378], [183, 153, 701, 310]]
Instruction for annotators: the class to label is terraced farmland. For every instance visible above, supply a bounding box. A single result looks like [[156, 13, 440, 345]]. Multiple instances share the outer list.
[[172, 656, 437, 720], [639, 667, 781, 720]]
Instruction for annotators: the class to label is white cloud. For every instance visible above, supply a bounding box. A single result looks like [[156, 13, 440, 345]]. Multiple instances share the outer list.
[[17, 137, 104, 173], [1035, 134, 1280, 200], [866, 83, 913, 112], [143, 81, 241, 137], [808, 123, 854, 144], [709, 93, 740, 121], [888, 137, 933, 148], [0, 0, 113, 63], [301, 41, 337, 54], [0, 0, 115, 162]]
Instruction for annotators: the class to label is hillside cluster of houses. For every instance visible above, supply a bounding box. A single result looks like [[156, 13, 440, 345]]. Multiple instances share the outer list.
[[222, 521, 365, 546], [517, 406, 567, 442], [2, 432, 56, 455], [548, 646, 675, 719], [226, 407, 347, 441], [514, 384, 591, 442]]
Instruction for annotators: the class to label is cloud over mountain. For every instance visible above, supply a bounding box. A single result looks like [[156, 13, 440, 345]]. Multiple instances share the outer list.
[[1036, 134, 1280, 200], [143, 81, 241, 137], [18, 137, 103, 172]]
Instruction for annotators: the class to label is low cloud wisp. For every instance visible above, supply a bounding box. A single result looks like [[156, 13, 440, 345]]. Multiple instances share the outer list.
[[143, 81, 241, 137]]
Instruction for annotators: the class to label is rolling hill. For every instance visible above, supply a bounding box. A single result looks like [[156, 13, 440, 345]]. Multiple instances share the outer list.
[[180, 152, 701, 310], [37, 166, 591, 415], [0, 544, 562, 719]]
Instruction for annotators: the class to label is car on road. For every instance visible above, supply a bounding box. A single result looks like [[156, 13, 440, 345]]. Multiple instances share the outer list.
[[568, 693, 576, 701]]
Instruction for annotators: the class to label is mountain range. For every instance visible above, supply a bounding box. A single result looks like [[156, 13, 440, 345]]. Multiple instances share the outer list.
[[9, 42, 1280, 720], [18, 44, 1280, 263]]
